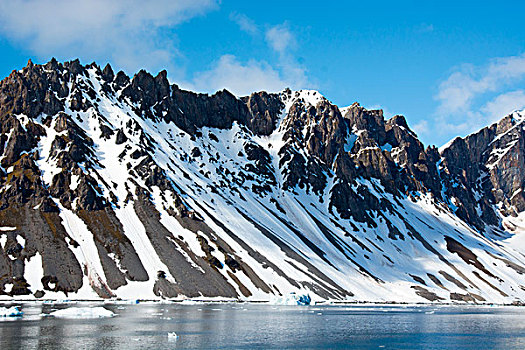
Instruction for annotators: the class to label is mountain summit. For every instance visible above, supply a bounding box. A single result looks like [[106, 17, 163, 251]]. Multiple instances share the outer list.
[[0, 59, 524, 303]]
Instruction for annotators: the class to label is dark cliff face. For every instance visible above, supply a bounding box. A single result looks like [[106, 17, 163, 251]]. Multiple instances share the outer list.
[[0, 58, 524, 302], [274, 95, 445, 228], [439, 113, 525, 232], [0, 59, 509, 228], [119, 68, 283, 136]]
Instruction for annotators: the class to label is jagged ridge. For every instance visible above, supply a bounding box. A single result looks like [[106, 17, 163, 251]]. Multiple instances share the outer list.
[[0, 58, 524, 303]]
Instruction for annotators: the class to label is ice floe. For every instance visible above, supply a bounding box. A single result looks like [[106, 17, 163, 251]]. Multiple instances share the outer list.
[[0, 306, 23, 317], [269, 292, 312, 305], [48, 306, 115, 319], [167, 332, 179, 341]]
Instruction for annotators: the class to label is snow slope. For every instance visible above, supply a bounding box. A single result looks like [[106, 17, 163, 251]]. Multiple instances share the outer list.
[[1, 60, 525, 304]]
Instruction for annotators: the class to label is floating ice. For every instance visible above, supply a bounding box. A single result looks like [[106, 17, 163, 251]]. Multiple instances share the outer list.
[[49, 306, 115, 319], [0, 306, 23, 317], [109, 299, 140, 305], [269, 292, 312, 305]]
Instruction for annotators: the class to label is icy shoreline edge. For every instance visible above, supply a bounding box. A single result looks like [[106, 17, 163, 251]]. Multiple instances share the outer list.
[[0, 298, 523, 306]]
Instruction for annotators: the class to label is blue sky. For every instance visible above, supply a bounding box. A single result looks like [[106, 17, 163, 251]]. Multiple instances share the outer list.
[[0, 0, 524, 146]]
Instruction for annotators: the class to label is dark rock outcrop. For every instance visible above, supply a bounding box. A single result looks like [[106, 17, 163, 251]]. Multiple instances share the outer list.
[[0, 58, 524, 302]]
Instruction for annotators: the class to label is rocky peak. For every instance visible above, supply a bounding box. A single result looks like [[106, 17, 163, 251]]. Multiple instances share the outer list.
[[440, 110, 525, 231], [343, 102, 386, 145], [101, 63, 114, 82], [113, 70, 130, 90], [64, 59, 86, 76], [242, 91, 283, 136]]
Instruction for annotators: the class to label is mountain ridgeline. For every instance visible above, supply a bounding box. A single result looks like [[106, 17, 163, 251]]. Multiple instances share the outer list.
[[0, 58, 524, 303]]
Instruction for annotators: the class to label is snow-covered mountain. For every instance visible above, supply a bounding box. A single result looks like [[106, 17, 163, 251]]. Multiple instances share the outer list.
[[1, 58, 525, 303]]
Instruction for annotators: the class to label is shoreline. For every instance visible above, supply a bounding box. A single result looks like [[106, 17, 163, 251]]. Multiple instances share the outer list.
[[0, 298, 523, 307]]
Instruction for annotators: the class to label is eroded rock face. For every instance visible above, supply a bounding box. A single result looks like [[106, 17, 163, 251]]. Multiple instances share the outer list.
[[243, 91, 283, 136], [340, 103, 442, 196], [0, 58, 525, 303], [439, 113, 525, 231], [273, 97, 445, 229]]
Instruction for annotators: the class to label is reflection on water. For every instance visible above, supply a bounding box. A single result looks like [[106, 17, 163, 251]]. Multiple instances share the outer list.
[[0, 303, 524, 349]]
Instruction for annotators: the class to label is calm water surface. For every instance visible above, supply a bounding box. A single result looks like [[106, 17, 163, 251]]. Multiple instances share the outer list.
[[0, 302, 524, 349]]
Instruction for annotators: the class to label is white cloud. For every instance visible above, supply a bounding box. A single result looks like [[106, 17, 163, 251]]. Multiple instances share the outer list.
[[0, 0, 218, 74], [436, 53, 525, 116], [480, 90, 525, 122], [419, 53, 525, 144], [264, 23, 309, 92], [230, 12, 259, 35], [265, 23, 295, 54], [193, 15, 311, 96], [185, 54, 299, 96], [230, 14, 295, 55], [412, 120, 429, 136]]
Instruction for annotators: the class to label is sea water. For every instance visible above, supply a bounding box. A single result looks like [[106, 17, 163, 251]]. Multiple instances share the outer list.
[[0, 303, 524, 349]]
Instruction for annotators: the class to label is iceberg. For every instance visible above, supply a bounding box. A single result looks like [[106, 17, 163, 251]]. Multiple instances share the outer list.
[[0, 306, 23, 317], [49, 306, 115, 319], [269, 292, 312, 305]]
